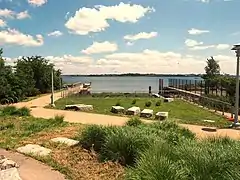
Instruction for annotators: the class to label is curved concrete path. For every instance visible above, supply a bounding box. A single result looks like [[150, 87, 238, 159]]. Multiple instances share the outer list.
[[0, 149, 65, 180], [13, 92, 240, 139]]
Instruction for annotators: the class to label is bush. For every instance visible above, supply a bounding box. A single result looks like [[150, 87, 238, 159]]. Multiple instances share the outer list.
[[79, 125, 118, 152], [101, 127, 155, 166], [126, 141, 187, 180], [1, 106, 18, 116], [126, 117, 142, 127], [115, 101, 121, 106], [131, 99, 137, 105], [53, 115, 64, 123], [127, 137, 240, 180], [145, 101, 152, 107], [17, 107, 31, 116], [155, 100, 161, 106]]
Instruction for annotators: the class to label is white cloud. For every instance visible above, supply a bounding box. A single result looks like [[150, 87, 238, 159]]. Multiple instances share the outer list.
[[126, 42, 134, 46], [16, 11, 30, 19], [47, 30, 63, 37], [81, 41, 118, 54], [0, 9, 30, 19], [185, 39, 230, 50], [27, 0, 47, 6], [65, 3, 154, 35], [185, 39, 203, 47], [124, 32, 158, 41], [0, 19, 7, 27], [0, 9, 15, 18], [0, 28, 43, 46], [4, 50, 236, 75], [188, 28, 210, 35]]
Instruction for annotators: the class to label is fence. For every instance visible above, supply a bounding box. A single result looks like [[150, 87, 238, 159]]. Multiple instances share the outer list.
[[166, 78, 234, 118]]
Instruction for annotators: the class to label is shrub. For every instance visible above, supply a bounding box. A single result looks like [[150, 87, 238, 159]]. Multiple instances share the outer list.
[[115, 101, 121, 106], [127, 138, 240, 180], [126, 117, 142, 127], [53, 115, 64, 123], [145, 101, 152, 107], [126, 141, 187, 180], [79, 125, 118, 152], [17, 107, 31, 116], [155, 100, 161, 106], [101, 127, 155, 166], [131, 99, 137, 105], [1, 106, 18, 116]]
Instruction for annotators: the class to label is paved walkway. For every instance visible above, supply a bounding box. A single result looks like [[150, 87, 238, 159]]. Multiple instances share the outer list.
[[0, 149, 65, 180], [12, 91, 240, 139]]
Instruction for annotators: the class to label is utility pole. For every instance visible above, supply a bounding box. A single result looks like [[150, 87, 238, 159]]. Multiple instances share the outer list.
[[50, 68, 55, 107], [231, 45, 240, 126]]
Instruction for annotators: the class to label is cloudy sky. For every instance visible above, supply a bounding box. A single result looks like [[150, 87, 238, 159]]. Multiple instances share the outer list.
[[0, 0, 239, 75]]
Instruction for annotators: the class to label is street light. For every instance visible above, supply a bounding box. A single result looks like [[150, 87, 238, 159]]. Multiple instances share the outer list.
[[231, 44, 240, 126], [50, 68, 55, 107]]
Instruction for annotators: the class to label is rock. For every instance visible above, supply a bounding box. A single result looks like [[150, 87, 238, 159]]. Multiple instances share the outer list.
[[164, 98, 174, 103], [0, 168, 22, 180], [0, 158, 19, 170], [140, 109, 154, 118], [155, 112, 169, 120], [152, 93, 160, 98], [111, 106, 125, 114], [65, 104, 93, 111], [203, 120, 215, 123], [51, 137, 79, 146], [16, 144, 51, 157], [126, 106, 141, 116]]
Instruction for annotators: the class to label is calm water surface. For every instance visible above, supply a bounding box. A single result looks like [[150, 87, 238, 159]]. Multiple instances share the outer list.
[[62, 76, 202, 93]]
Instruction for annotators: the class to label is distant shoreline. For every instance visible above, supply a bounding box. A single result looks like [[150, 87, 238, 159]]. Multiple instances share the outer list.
[[62, 73, 203, 77]]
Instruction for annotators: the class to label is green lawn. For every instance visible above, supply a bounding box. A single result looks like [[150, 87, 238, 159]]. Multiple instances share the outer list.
[[0, 115, 67, 149], [53, 95, 230, 127]]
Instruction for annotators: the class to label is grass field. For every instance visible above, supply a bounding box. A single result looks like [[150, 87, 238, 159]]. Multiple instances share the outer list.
[[53, 95, 230, 127]]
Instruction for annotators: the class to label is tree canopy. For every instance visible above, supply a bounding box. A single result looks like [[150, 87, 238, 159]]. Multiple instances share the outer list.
[[0, 49, 62, 104]]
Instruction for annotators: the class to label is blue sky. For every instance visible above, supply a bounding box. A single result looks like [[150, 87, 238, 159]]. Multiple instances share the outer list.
[[0, 0, 239, 74]]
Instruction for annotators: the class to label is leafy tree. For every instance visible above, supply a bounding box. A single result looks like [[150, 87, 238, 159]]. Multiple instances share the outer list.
[[202, 57, 221, 94], [0, 48, 62, 104]]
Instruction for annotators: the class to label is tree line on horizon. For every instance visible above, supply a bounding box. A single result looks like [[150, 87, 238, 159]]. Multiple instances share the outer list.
[[0, 49, 62, 104]]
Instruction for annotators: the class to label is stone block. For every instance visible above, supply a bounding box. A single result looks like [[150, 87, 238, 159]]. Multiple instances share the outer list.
[[65, 104, 93, 111], [51, 137, 79, 146], [0, 168, 22, 180], [140, 109, 154, 118], [16, 144, 51, 157], [111, 106, 125, 114], [126, 106, 141, 115], [155, 112, 169, 120], [164, 98, 174, 103]]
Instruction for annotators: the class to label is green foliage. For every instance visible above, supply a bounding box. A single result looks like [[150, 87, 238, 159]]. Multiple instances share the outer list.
[[1, 106, 18, 116], [126, 117, 142, 127], [115, 101, 121, 106], [155, 100, 161, 106], [101, 127, 154, 166], [79, 125, 118, 152], [0, 106, 31, 116], [145, 101, 152, 107], [0, 49, 62, 104], [17, 107, 31, 116], [126, 137, 240, 180], [131, 99, 137, 105], [53, 115, 64, 123]]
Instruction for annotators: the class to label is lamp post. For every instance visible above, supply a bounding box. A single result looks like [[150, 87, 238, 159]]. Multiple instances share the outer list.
[[50, 68, 55, 107], [231, 45, 240, 126]]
